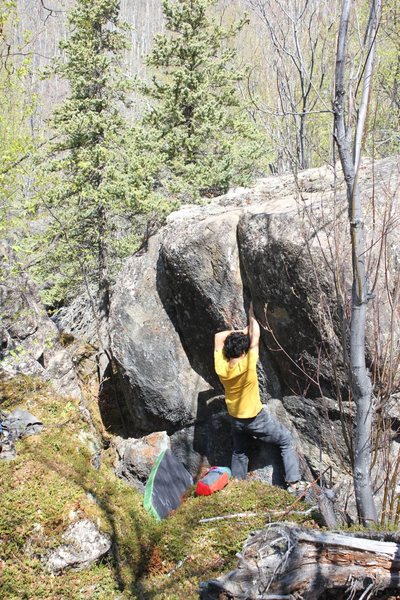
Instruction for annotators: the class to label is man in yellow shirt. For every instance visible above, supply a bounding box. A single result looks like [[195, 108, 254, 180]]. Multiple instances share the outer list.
[[214, 303, 305, 492]]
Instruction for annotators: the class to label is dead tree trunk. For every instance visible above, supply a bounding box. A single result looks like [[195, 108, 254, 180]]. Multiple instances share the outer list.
[[199, 523, 400, 600]]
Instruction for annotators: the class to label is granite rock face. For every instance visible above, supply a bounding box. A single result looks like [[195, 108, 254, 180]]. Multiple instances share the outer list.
[[237, 211, 344, 396], [9, 157, 396, 493], [159, 210, 245, 388], [53, 291, 99, 347], [110, 236, 211, 436], [109, 157, 400, 444]]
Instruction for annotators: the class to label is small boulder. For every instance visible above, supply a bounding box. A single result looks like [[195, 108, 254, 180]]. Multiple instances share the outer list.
[[114, 431, 170, 491], [43, 519, 111, 573], [4, 408, 43, 439]]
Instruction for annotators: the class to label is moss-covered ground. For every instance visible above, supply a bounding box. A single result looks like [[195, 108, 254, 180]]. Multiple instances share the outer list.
[[0, 376, 317, 599]]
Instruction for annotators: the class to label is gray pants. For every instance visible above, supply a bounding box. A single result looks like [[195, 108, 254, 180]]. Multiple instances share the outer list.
[[230, 406, 301, 483]]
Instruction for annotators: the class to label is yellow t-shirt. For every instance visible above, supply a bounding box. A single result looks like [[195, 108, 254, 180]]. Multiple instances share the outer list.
[[214, 348, 262, 418]]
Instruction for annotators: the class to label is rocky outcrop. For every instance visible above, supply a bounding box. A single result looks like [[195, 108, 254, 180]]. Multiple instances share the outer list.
[[2, 157, 395, 499], [11, 157, 396, 500], [107, 157, 399, 485], [0, 269, 82, 399], [53, 290, 99, 347]]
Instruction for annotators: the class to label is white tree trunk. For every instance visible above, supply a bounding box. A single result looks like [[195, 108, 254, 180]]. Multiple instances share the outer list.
[[333, 0, 381, 526]]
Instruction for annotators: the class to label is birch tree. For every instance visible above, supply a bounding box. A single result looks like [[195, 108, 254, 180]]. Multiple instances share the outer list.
[[333, 0, 382, 525], [247, 0, 335, 172]]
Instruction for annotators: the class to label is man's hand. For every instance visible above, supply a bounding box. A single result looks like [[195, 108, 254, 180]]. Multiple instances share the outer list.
[[248, 302, 260, 349]]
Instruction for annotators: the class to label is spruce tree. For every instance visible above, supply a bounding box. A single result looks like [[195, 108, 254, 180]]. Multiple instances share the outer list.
[[143, 0, 266, 199], [30, 0, 149, 375]]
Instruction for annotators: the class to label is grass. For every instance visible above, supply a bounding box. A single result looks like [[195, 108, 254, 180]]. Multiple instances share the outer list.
[[0, 375, 317, 599]]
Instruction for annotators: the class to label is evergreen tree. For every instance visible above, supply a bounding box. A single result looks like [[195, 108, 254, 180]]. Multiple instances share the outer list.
[[142, 0, 267, 199], [30, 0, 149, 374]]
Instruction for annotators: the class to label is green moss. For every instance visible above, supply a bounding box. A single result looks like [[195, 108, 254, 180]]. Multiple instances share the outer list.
[[0, 374, 51, 411], [0, 376, 316, 600], [136, 480, 315, 599], [0, 376, 155, 599]]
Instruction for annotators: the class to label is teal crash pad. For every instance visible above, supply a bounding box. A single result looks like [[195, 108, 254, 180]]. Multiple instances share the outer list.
[[144, 449, 193, 520]]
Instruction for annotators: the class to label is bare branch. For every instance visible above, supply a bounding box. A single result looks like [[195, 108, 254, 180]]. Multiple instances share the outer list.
[[354, 0, 382, 172]]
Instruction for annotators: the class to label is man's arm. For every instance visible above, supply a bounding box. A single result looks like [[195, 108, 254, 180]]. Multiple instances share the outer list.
[[214, 324, 249, 351], [248, 303, 260, 349], [214, 329, 234, 351]]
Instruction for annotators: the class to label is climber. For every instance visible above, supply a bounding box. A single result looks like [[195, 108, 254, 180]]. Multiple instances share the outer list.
[[214, 302, 307, 494]]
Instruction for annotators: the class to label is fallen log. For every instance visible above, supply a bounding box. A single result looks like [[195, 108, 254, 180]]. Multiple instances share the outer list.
[[199, 523, 400, 600]]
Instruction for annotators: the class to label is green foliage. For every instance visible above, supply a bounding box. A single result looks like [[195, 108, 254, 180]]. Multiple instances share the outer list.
[[141, 0, 268, 200], [29, 0, 149, 305], [0, 1, 35, 269]]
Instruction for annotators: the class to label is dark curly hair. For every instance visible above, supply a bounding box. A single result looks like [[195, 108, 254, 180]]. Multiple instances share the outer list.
[[223, 332, 250, 359]]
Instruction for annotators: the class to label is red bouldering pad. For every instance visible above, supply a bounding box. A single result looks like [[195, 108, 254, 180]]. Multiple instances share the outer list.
[[195, 466, 231, 496]]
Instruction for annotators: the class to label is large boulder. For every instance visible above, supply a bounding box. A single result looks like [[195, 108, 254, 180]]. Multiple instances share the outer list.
[[110, 236, 211, 436], [110, 157, 398, 401], [106, 157, 400, 487]]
